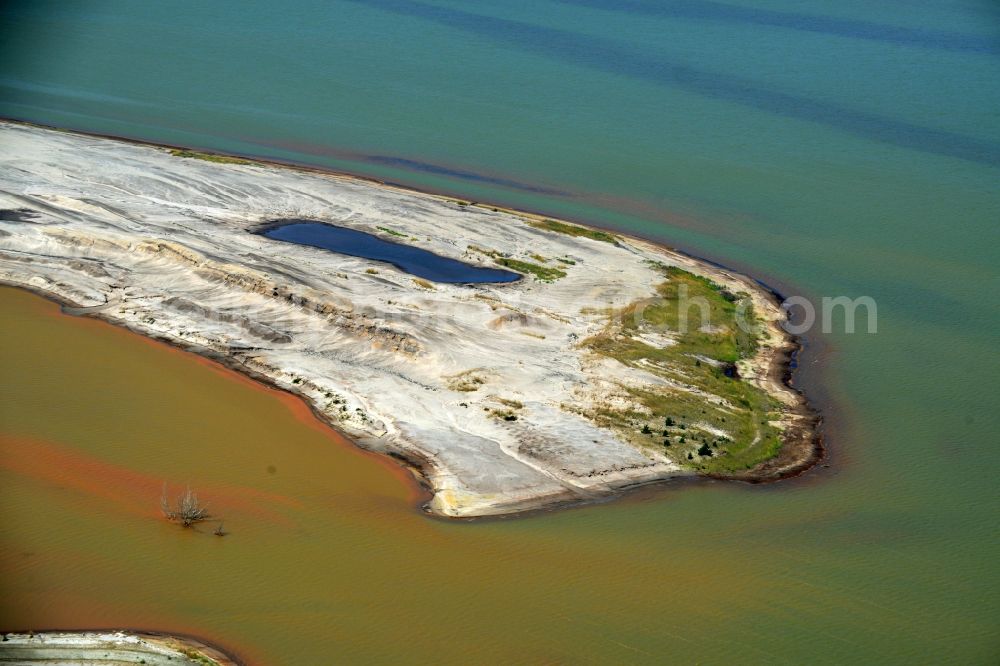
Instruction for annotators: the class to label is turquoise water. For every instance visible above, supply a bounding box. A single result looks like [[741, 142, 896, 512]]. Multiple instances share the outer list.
[[2, 1, 999, 662]]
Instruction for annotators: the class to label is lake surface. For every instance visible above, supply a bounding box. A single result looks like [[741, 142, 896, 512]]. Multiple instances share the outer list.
[[1, 1, 999, 663], [260, 220, 520, 283]]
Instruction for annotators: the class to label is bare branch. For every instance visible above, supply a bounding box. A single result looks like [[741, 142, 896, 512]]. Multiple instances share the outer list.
[[160, 482, 211, 527]]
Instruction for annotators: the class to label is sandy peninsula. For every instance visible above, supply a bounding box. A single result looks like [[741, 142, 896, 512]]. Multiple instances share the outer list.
[[0, 121, 819, 517], [0, 631, 238, 665]]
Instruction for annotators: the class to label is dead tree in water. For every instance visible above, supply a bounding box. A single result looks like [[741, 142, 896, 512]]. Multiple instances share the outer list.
[[160, 482, 211, 527]]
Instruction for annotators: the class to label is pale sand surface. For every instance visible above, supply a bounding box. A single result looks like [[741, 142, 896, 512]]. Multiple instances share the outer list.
[[0, 631, 238, 665], [0, 122, 816, 517]]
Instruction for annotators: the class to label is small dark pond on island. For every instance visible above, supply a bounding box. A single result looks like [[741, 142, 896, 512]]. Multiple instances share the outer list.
[[259, 220, 520, 284]]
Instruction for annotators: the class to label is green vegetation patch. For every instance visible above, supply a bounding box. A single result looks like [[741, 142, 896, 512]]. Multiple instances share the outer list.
[[493, 257, 566, 281], [581, 266, 781, 472], [529, 218, 618, 244], [377, 225, 407, 238], [168, 149, 254, 165], [179, 648, 221, 666], [468, 245, 566, 282], [617, 265, 759, 362]]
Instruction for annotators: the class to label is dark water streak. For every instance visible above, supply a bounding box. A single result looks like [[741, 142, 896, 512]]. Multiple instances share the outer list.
[[349, 0, 1000, 168], [556, 0, 1000, 55]]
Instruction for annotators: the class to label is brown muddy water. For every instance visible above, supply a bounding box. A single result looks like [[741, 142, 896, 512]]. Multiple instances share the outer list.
[[0, 286, 995, 664]]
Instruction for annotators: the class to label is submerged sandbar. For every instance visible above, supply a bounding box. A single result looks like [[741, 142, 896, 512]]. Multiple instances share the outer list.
[[0, 120, 819, 517]]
